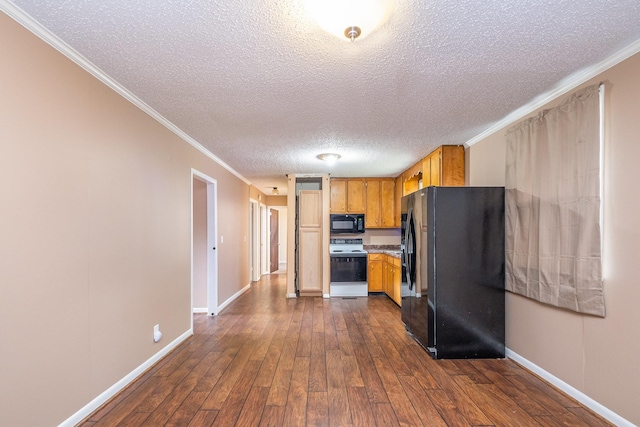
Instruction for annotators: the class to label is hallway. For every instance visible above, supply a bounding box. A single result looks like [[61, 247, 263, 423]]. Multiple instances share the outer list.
[[79, 273, 611, 426]]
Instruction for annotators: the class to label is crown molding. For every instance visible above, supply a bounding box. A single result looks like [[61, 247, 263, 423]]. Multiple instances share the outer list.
[[0, 1, 251, 185], [464, 37, 640, 147]]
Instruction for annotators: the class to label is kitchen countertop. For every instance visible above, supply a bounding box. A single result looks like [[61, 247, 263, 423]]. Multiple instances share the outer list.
[[364, 246, 402, 258]]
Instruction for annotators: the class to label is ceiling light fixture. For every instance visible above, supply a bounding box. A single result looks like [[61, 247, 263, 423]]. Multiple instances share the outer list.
[[305, 0, 395, 42], [317, 153, 341, 164], [272, 187, 279, 195]]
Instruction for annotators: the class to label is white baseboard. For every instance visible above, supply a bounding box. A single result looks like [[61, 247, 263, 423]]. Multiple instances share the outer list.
[[506, 348, 633, 427], [192, 307, 208, 314], [59, 329, 192, 427], [214, 283, 251, 314]]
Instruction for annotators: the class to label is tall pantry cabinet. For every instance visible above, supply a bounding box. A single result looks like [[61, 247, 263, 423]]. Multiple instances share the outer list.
[[298, 190, 323, 296]]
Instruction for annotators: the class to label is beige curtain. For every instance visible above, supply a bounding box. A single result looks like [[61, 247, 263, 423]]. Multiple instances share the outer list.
[[505, 84, 605, 317]]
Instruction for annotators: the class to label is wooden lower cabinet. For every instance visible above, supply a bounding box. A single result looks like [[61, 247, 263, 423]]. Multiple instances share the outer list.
[[368, 253, 401, 306], [385, 256, 401, 306], [367, 253, 384, 292], [390, 256, 401, 306]]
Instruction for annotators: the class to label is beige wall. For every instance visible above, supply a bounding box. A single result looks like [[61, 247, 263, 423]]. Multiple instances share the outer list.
[[467, 52, 640, 424], [0, 13, 249, 426], [266, 194, 287, 206], [249, 184, 267, 203]]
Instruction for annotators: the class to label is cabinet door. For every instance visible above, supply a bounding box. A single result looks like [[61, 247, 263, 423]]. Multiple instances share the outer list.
[[298, 190, 323, 295], [402, 161, 422, 196], [380, 180, 396, 227], [299, 190, 322, 227], [347, 179, 365, 213], [394, 175, 403, 228], [441, 145, 465, 186], [382, 259, 389, 296], [391, 257, 402, 306], [367, 255, 384, 292], [430, 148, 441, 187], [299, 227, 322, 293], [365, 180, 381, 227], [422, 157, 431, 187], [385, 257, 394, 298], [330, 179, 347, 213]]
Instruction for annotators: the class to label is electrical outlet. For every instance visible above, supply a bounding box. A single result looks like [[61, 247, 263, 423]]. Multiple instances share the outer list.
[[220, 235, 224, 243]]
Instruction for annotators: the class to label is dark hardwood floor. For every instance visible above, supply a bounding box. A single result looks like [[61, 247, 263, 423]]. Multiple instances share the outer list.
[[79, 273, 612, 426]]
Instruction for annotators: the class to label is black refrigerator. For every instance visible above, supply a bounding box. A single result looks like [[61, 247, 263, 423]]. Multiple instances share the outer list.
[[401, 186, 505, 359]]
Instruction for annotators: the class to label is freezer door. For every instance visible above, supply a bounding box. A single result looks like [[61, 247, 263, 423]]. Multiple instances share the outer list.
[[429, 187, 505, 359]]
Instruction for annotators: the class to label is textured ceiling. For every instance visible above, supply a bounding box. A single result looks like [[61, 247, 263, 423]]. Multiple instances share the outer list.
[[4, 0, 640, 194]]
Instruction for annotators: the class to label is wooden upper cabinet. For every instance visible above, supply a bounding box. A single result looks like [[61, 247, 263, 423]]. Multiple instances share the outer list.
[[346, 179, 365, 213], [330, 178, 398, 228], [380, 179, 396, 227], [330, 178, 365, 213], [365, 178, 396, 229], [402, 160, 422, 196], [439, 145, 465, 186], [403, 145, 465, 196], [422, 155, 432, 187], [394, 175, 403, 228], [365, 180, 381, 227], [330, 179, 347, 213], [430, 147, 441, 186]]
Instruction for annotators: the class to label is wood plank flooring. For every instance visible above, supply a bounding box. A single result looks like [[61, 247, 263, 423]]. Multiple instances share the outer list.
[[79, 273, 612, 426]]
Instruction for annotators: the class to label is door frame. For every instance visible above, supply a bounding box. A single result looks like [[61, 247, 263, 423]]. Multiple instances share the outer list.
[[191, 169, 219, 319], [260, 203, 268, 275], [249, 199, 260, 282], [269, 208, 279, 273]]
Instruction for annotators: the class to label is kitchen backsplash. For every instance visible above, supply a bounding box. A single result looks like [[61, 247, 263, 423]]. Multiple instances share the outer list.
[[359, 228, 401, 246]]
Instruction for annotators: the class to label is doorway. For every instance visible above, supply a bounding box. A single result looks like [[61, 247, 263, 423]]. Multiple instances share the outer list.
[[249, 200, 260, 282], [260, 204, 268, 275], [269, 208, 279, 273], [268, 206, 288, 273], [191, 169, 218, 318]]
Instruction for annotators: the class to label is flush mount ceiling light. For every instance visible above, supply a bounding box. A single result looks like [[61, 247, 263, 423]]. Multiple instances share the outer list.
[[272, 187, 279, 195], [317, 153, 342, 164], [305, 0, 395, 42]]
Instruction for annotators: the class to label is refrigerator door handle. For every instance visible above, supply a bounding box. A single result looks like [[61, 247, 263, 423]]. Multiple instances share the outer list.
[[405, 208, 417, 291], [404, 208, 411, 290]]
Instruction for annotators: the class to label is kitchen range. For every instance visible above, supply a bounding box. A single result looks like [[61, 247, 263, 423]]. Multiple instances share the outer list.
[[329, 238, 367, 297]]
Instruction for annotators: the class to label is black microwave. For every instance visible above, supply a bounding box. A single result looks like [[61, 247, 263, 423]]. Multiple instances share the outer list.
[[330, 214, 365, 234]]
